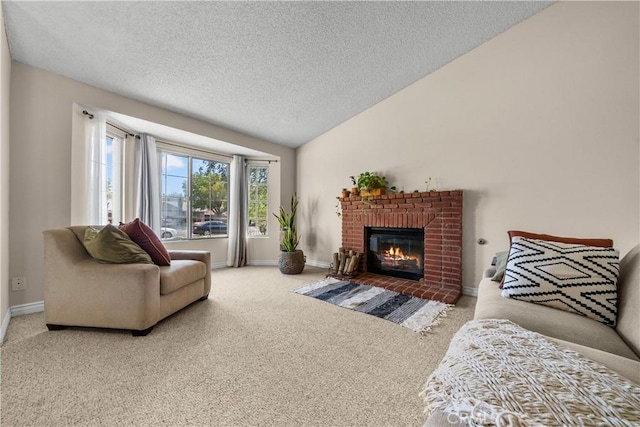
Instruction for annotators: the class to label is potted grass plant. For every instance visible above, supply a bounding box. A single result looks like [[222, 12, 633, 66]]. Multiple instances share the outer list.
[[273, 193, 305, 274]]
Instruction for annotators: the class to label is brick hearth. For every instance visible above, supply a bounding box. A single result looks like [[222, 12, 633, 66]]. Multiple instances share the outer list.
[[339, 190, 463, 304]]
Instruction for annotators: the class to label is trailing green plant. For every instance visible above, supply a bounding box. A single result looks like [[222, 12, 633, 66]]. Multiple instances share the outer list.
[[273, 193, 300, 252], [355, 172, 389, 191]]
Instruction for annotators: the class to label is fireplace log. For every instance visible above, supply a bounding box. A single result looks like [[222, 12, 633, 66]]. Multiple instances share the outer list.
[[338, 253, 347, 275], [346, 254, 360, 274], [330, 249, 362, 277], [345, 256, 354, 274]]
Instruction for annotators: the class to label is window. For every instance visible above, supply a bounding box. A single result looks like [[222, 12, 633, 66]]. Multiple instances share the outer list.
[[101, 127, 124, 224], [248, 165, 269, 237], [159, 148, 229, 240], [190, 158, 229, 237], [160, 152, 188, 238]]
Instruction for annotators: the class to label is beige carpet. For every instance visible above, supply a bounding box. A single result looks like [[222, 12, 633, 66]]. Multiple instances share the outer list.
[[1, 266, 475, 427]]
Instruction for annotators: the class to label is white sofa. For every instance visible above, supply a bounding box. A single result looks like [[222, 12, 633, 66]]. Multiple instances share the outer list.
[[474, 243, 639, 382], [423, 244, 639, 426]]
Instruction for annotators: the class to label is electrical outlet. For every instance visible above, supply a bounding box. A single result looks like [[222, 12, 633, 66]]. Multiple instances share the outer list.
[[11, 276, 26, 291]]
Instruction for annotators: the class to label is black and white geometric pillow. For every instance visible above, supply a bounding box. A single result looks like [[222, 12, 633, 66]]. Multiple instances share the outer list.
[[501, 237, 620, 326]]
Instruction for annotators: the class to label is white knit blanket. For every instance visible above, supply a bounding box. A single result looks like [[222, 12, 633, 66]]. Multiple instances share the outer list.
[[421, 319, 640, 427]]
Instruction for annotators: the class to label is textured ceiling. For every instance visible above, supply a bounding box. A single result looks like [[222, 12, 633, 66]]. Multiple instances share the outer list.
[[3, 1, 552, 148]]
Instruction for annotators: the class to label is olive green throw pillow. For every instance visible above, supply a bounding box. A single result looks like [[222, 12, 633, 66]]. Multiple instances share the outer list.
[[490, 250, 509, 282], [83, 225, 153, 264]]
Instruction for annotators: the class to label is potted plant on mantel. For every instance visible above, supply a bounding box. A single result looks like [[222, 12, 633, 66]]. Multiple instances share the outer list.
[[273, 193, 305, 274], [349, 176, 359, 196], [356, 172, 389, 197]]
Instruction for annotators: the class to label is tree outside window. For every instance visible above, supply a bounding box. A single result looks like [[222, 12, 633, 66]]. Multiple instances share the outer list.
[[160, 151, 229, 239], [190, 159, 229, 237], [248, 165, 268, 236]]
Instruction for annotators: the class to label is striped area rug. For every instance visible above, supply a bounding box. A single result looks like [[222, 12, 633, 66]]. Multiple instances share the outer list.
[[293, 278, 452, 333]]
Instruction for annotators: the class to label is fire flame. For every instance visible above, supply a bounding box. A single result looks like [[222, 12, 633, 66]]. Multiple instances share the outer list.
[[388, 246, 403, 257], [383, 246, 421, 268]]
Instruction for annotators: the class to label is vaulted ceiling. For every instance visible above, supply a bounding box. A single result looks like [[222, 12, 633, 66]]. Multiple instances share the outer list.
[[3, 1, 552, 148]]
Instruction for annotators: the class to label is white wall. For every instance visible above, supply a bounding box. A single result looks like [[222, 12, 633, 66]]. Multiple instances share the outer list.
[[297, 1, 640, 289], [1, 3, 12, 337], [9, 63, 295, 306]]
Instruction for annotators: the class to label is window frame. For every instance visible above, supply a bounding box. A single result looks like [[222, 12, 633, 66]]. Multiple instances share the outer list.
[[247, 163, 269, 238], [157, 141, 231, 241], [103, 124, 126, 225]]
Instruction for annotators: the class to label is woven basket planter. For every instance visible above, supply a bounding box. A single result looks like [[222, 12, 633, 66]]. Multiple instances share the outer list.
[[278, 250, 305, 274], [360, 188, 386, 197]]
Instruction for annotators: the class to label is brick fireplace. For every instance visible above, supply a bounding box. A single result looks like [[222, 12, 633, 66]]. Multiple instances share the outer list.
[[339, 190, 462, 304]]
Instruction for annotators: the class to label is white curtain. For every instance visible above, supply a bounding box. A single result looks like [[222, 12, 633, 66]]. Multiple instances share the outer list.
[[108, 135, 124, 225], [134, 134, 161, 233], [71, 108, 106, 225], [227, 155, 247, 267]]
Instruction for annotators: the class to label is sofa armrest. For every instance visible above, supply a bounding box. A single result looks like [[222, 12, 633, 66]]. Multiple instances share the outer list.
[[483, 267, 496, 278], [169, 250, 209, 263], [168, 250, 211, 296], [44, 228, 162, 330], [45, 258, 161, 330]]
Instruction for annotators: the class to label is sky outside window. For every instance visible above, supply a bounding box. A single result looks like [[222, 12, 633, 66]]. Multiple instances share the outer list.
[[162, 153, 188, 196]]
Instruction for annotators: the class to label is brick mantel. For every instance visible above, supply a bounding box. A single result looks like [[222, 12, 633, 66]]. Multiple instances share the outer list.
[[340, 190, 463, 301]]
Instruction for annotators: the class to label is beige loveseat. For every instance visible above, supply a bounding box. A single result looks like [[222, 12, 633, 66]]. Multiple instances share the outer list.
[[43, 226, 211, 336]]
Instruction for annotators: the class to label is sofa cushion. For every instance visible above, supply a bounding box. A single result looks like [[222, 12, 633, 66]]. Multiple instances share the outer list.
[[159, 260, 206, 295], [616, 244, 640, 356], [119, 218, 171, 266], [551, 338, 640, 384], [82, 225, 153, 265], [501, 237, 619, 326], [475, 278, 639, 360]]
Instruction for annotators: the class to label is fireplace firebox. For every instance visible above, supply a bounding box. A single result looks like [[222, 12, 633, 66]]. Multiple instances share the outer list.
[[366, 227, 424, 281]]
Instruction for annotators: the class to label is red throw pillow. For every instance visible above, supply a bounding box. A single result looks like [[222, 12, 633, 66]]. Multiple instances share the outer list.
[[500, 230, 613, 288], [119, 219, 171, 266]]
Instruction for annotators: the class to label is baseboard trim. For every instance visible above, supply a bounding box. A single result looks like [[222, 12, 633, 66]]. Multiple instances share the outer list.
[[305, 260, 331, 269], [0, 301, 45, 345], [0, 309, 10, 345], [462, 286, 478, 297], [211, 262, 229, 270], [245, 259, 331, 269], [247, 260, 278, 266], [11, 301, 45, 317]]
